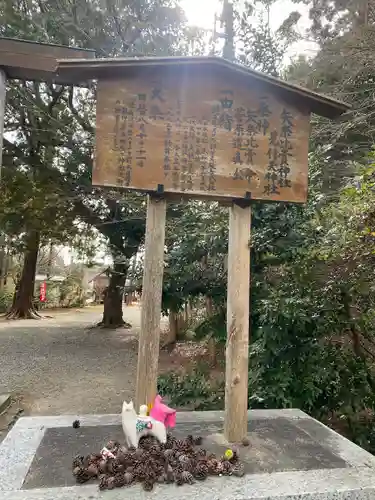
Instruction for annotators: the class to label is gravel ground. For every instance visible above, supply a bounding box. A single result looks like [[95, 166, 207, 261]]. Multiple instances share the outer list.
[[0, 305, 148, 417]]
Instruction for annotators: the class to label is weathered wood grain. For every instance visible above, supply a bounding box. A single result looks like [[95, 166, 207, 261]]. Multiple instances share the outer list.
[[135, 195, 167, 410], [224, 202, 251, 443], [95, 71, 311, 203], [0, 37, 94, 81]]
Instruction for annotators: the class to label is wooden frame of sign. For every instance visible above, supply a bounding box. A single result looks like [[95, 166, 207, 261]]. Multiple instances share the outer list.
[[0, 37, 95, 82], [0, 37, 95, 178], [57, 56, 349, 443]]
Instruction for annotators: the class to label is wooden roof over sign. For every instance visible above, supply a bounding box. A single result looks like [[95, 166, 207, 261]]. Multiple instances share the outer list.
[[55, 56, 350, 119], [0, 37, 95, 82]]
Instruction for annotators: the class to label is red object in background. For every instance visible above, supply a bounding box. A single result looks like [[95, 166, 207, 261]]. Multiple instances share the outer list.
[[40, 282, 47, 302]]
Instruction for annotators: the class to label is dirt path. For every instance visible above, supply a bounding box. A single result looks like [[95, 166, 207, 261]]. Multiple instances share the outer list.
[[0, 305, 152, 420]]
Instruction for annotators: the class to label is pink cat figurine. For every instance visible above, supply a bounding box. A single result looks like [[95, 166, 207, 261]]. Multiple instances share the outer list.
[[150, 395, 176, 428]]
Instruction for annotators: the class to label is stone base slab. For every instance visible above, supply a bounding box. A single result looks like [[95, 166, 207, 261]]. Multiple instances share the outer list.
[[1, 409, 375, 499]]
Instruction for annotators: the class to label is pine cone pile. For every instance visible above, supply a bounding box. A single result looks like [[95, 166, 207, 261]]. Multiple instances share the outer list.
[[71, 433, 246, 491]]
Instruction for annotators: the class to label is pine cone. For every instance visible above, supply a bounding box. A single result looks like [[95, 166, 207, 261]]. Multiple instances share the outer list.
[[124, 472, 134, 485], [157, 473, 167, 483], [106, 458, 116, 475], [222, 460, 233, 475], [114, 472, 126, 488], [118, 445, 128, 455], [165, 465, 175, 483], [88, 453, 102, 465], [175, 439, 188, 451], [232, 462, 245, 477], [149, 442, 161, 452], [215, 461, 224, 475], [229, 447, 240, 464], [207, 458, 220, 474], [197, 448, 207, 457], [98, 459, 107, 474], [72, 466, 81, 477], [112, 458, 125, 474], [149, 444, 163, 458], [143, 480, 154, 491], [175, 472, 184, 486], [166, 433, 176, 449], [74, 467, 91, 484], [241, 436, 250, 447], [164, 448, 174, 460], [194, 462, 208, 480], [133, 448, 145, 460], [117, 451, 133, 466], [72, 455, 84, 469], [179, 454, 192, 471], [186, 435, 194, 446], [193, 436, 203, 446], [98, 475, 109, 490], [134, 463, 148, 481], [181, 470, 194, 484], [145, 466, 159, 482], [139, 435, 158, 450], [86, 464, 99, 478], [107, 476, 116, 490]]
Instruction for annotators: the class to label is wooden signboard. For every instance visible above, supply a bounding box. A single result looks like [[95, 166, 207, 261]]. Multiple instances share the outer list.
[[95, 72, 310, 203], [56, 55, 349, 443]]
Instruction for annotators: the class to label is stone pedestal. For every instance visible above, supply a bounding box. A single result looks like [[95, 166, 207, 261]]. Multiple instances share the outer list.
[[1, 409, 375, 499]]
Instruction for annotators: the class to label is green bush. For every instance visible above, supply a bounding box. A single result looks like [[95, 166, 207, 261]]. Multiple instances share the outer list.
[[157, 368, 224, 410], [194, 310, 226, 343], [0, 289, 12, 313]]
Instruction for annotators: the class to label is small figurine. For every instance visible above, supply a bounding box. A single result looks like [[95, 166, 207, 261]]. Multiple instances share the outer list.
[[149, 394, 176, 428], [139, 404, 148, 417], [121, 400, 167, 448]]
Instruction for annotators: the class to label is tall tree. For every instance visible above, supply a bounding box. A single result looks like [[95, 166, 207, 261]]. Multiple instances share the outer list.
[[0, 0, 192, 323]]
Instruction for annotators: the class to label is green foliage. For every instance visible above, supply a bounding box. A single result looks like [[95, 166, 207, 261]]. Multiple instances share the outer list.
[[3, 0, 375, 454], [194, 311, 227, 344], [162, 201, 228, 314], [0, 0, 201, 317], [157, 368, 224, 410], [236, 1, 301, 75], [0, 289, 13, 313], [335, 414, 375, 455], [248, 157, 375, 423], [58, 271, 85, 308]]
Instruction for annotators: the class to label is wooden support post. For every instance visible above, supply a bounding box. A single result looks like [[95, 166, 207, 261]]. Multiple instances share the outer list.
[[224, 201, 251, 443], [135, 194, 167, 410], [0, 69, 7, 290], [0, 68, 6, 180]]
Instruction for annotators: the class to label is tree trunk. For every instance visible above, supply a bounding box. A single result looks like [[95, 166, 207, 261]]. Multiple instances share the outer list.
[[165, 309, 178, 346], [184, 302, 189, 323], [207, 336, 217, 367], [205, 296, 213, 316], [0, 248, 5, 292], [99, 260, 131, 328], [6, 230, 41, 319], [187, 299, 193, 319]]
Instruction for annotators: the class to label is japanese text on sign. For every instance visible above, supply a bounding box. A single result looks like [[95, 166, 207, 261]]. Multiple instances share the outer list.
[[95, 75, 310, 203]]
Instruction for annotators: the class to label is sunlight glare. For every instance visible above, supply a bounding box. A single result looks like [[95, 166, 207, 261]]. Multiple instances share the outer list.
[[180, 0, 220, 30]]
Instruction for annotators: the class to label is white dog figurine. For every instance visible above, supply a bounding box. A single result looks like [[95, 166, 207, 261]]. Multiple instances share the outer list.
[[121, 400, 167, 448]]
